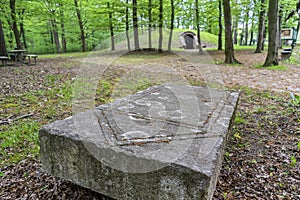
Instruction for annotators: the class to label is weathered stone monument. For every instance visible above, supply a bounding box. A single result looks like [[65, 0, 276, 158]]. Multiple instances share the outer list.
[[40, 84, 239, 200]]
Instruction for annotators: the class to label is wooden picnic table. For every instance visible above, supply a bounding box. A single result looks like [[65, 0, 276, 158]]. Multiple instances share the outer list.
[[7, 49, 27, 66]]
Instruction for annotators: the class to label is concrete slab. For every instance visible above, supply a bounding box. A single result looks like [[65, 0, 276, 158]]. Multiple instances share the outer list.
[[40, 84, 239, 200]]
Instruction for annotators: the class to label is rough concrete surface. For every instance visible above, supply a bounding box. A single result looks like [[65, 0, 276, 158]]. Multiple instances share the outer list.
[[40, 84, 239, 200]]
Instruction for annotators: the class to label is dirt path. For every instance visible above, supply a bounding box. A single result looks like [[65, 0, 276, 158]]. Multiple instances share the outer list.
[[206, 50, 300, 93]]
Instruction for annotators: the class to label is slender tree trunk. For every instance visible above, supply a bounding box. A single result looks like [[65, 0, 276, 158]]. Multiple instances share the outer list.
[[263, 0, 279, 66], [196, 0, 203, 54], [262, 23, 267, 50], [108, 2, 115, 51], [19, 9, 27, 49], [249, 0, 256, 46], [177, 17, 180, 29], [148, 0, 152, 49], [126, 0, 131, 51], [233, 17, 238, 45], [74, 0, 86, 52], [218, 0, 223, 50], [249, 30, 254, 45], [158, 0, 163, 53], [244, 10, 249, 45], [240, 21, 245, 45], [6, 29, 14, 49], [60, 8, 67, 53], [0, 21, 8, 56], [49, 20, 54, 46], [51, 19, 61, 54], [10, 0, 22, 49], [278, 9, 282, 49], [132, 0, 140, 50], [255, 0, 266, 53], [223, 0, 239, 63], [168, 0, 174, 51]]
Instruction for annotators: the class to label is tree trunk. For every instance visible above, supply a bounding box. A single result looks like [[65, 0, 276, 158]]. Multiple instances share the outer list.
[[126, 0, 131, 51], [196, 0, 203, 54], [249, 30, 254, 45], [158, 0, 163, 53], [223, 0, 239, 63], [51, 19, 61, 54], [262, 22, 267, 51], [244, 9, 249, 46], [108, 2, 115, 51], [249, 0, 256, 46], [233, 17, 238, 45], [177, 17, 180, 29], [74, 0, 86, 52], [10, 0, 22, 49], [19, 9, 27, 49], [0, 21, 8, 56], [132, 0, 140, 50], [148, 0, 152, 49], [168, 0, 174, 51], [60, 8, 67, 53], [255, 0, 266, 53], [278, 9, 282, 49], [218, 0, 223, 50], [263, 0, 279, 66], [6, 30, 14, 49]]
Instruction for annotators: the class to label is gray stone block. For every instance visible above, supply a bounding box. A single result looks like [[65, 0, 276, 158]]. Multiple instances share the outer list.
[[40, 84, 239, 200]]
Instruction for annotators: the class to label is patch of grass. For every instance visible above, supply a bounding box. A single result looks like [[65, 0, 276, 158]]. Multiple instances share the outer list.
[[0, 120, 40, 167], [234, 45, 257, 50], [39, 51, 90, 59], [112, 77, 154, 99], [235, 113, 246, 124], [254, 64, 287, 71], [290, 156, 297, 167]]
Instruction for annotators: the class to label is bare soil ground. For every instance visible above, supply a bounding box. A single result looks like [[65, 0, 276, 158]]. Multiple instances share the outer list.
[[0, 49, 299, 199]]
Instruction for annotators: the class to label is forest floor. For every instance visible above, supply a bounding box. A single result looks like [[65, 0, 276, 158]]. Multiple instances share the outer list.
[[0, 49, 299, 199]]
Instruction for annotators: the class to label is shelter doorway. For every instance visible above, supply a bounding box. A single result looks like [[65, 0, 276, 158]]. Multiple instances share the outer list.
[[180, 31, 198, 49]]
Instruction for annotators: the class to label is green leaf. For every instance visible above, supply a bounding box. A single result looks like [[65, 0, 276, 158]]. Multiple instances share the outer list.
[[290, 156, 297, 167]]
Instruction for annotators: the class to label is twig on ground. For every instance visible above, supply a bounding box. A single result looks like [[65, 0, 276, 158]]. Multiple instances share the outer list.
[[0, 113, 34, 126]]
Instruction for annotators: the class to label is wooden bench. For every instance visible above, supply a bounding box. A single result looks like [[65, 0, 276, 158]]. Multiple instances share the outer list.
[[0, 56, 9, 66], [24, 54, 38, 65]]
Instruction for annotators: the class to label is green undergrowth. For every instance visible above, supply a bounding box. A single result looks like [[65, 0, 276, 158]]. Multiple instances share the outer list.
[[229, 86, 299, 153], [0, 120, 40, 166], [0, 80, 74, 167], [253, 64, 287, 71]]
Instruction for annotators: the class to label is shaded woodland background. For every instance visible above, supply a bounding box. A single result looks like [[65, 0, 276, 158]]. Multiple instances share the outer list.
[[0, 0, 298, 55]]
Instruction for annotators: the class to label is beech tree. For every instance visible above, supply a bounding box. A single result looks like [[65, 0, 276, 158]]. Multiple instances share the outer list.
[[158, 0, 163, 52], [255, 0, 266, 53], [132, 0, 140, 50], [74, 0, 86, 52], [263, 0, 279, 66], [107, 2, 115, 51], [9, 0, 22, 49], [195, 0, 203, 54], [218, 0, 222, 50], [0, 20, 8, 56], [168, 0, 174, 51], [223, 0, 239, 63], [126, 0, 131, 51], [59, 4, 67, 53], [148, 0, 152, 49]]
